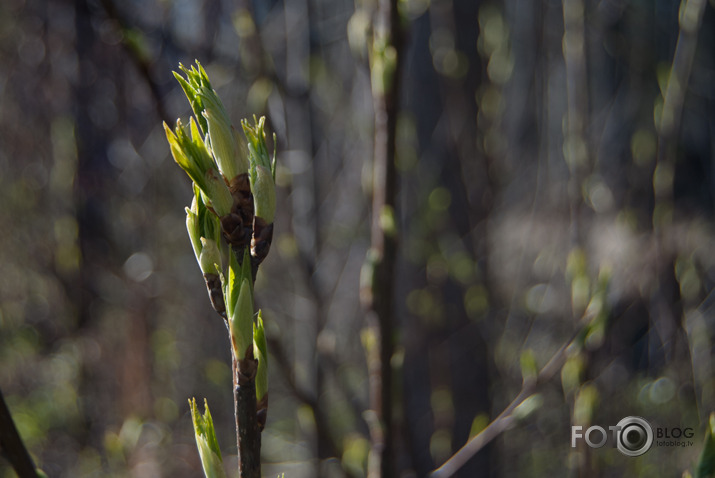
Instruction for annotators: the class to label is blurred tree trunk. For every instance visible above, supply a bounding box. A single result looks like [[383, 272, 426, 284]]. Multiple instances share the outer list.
[[362, 0, 403, 476], [400, 1, 493, 476]]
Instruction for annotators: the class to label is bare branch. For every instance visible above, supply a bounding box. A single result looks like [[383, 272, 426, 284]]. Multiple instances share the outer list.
[[430, 329, 580, 478]]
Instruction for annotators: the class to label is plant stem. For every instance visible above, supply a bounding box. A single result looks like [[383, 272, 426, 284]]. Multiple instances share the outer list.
[[234, 354, 261, 478], [207, 261, 262, 478]]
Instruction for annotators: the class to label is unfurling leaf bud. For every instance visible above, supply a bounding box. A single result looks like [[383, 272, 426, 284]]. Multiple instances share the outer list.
[[242, 116, 276, 266], [199, 238, 222, 276], [186, 199, 202, 267], [186, 185, 224, 275], [204, 169, 234, 218], [189, 398, 226, 478], [174, 60, 250, 183], [174, 62, 212, 133], [231, 277, 254, 361], [202, 95, 250, 182], [165, 118, 233, 217], [225, 249, 254, 361], [254, 311, 268, 404], [241, 116, 274, 173], [251, 164, 276, 224]]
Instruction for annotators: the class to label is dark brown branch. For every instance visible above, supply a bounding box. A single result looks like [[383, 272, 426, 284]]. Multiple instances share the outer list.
[[235, 353, 261, 478], [0, 387, 40, 478]]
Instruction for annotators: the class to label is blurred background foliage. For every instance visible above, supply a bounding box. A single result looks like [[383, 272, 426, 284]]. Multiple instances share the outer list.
[[0, 0, 714, 476]]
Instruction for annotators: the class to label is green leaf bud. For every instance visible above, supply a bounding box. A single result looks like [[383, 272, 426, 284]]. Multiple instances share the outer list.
[[251, 164, 276, 223], [189, 398, 226, 478], [242, 116, 276, 225], [201, 91, 250, 181], [199, 237, 222, 276], [186, 184, 225, 275], [164, 119, 212, 188], [230, 277, 254, 360], [254, 311, 268, 403], [164, 118, 233, 217], [204, 168, 233, 217], [241, 116, 273, 172], [186, 197, 202, 267], [174, 60, 250, 182], [174, 61, 213, 133], [226, 249, 254, 360]]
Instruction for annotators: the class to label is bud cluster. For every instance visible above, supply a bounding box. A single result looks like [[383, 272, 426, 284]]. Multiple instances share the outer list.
[[166, 61, 274, 468], [166, 61, 276, 265]]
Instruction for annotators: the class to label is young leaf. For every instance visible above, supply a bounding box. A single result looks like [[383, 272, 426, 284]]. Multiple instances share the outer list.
[[189, 398, 226, 478]]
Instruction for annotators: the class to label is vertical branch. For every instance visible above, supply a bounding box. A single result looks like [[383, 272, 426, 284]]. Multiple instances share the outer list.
[[234, 353, 260, 478], [652, 0, 707, 421], [561, 0, 589, 246], [561, 2, 595, 476], [654, 0, 707, 222], [362, 0, 403, 476]]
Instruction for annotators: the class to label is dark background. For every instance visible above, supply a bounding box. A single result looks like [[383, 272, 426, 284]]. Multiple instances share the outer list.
[[1, 0, 714, 476]]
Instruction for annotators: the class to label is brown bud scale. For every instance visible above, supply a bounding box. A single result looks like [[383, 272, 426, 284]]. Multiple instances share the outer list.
[[251, 218, 273, 266], [256, 394, 268, 431], [203, 273, 226, 319], [220, 173, 256, 250]]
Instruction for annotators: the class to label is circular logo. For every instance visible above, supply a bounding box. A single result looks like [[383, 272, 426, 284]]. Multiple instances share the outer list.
[[616, 416, 653, 456]]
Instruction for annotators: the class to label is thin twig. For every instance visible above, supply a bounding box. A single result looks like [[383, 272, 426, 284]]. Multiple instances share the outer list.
[[430, 329, 580, 478]]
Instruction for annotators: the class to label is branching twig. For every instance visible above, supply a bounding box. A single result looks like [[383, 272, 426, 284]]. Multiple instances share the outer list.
[[429, 329, 580, 478]]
